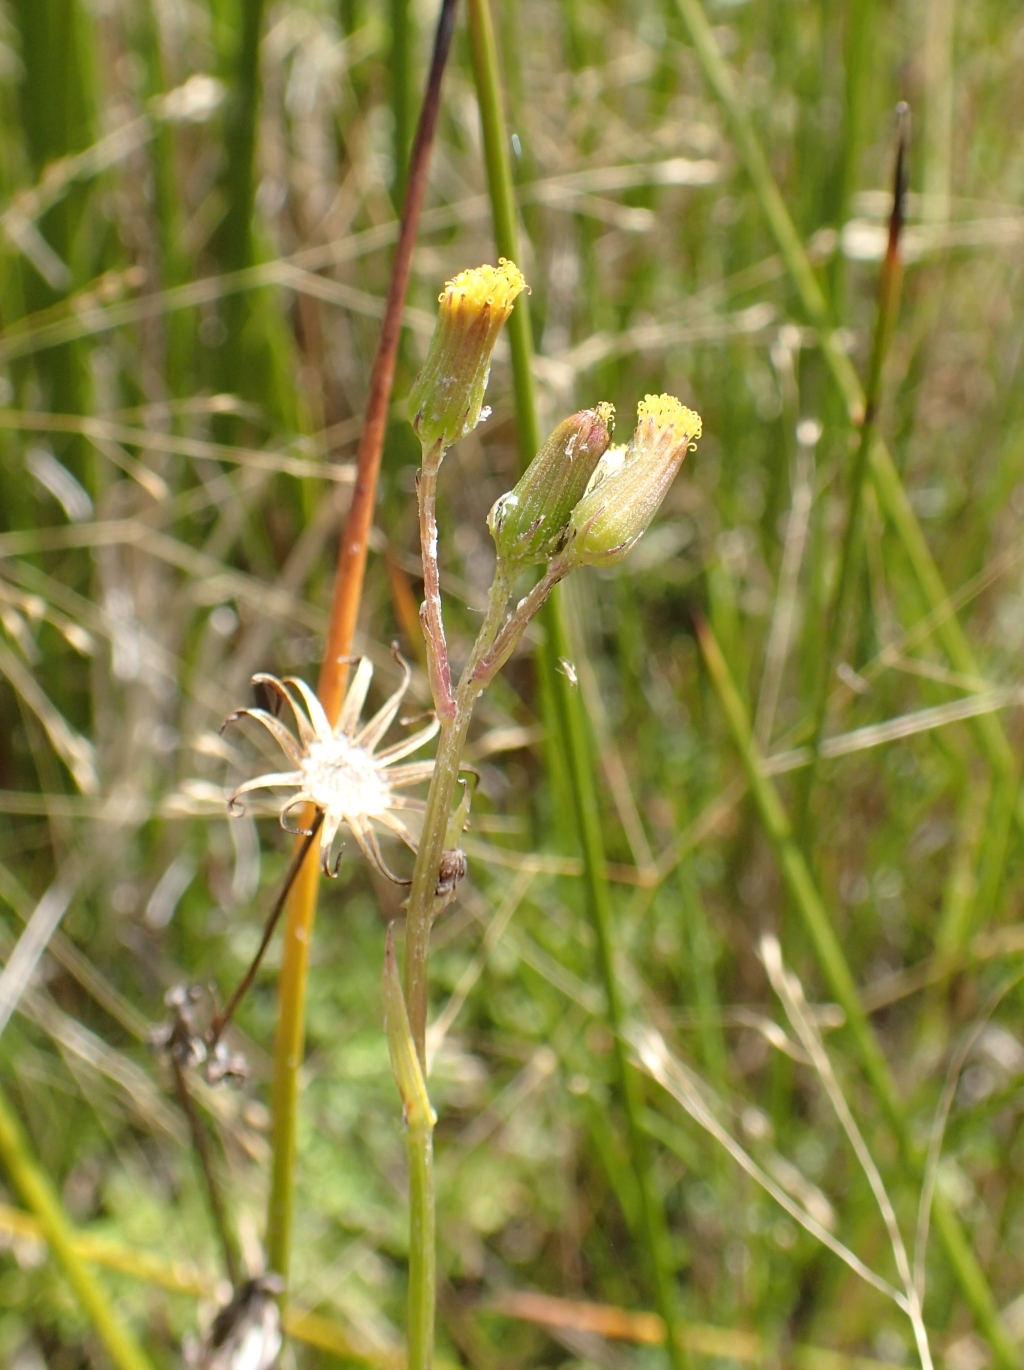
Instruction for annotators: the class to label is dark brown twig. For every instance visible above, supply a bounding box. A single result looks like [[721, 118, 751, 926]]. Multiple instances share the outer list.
[[208, 812, 324, 1051]]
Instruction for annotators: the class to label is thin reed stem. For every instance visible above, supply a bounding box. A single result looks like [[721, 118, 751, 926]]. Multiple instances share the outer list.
[[0, 1081, 156, 1370], [217, 0, 267, 275], [695, 613, 1018, 1370], [796, 110, 909, 837], [467, 4, 685, 1364], [266, 0, 459, 1288]]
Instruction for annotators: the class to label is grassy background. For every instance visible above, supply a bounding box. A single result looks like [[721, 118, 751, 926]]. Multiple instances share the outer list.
[[1, 0, 1024, 1365]]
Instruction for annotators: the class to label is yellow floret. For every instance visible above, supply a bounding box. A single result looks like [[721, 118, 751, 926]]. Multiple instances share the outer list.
[[637, 392, 703, 444], [593, 400, 616, 433], [438, 258, 527, 314]]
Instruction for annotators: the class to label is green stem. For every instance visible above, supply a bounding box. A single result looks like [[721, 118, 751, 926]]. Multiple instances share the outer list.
[[417, 445, 456, 720], [405, 564, 512, 1062], [467, 4, 684, 1364], [383, 923, 437, 1370], [217, 0, 267, 276], [0, 1082, 156, 1370], [400, 556, 533, 1370], [213, 0, 267, 416], [467, 0, 538, 463], [399, 552, 516, 1370], [695, 615, 1018, 1370], [404, 714, 471, 1064], [406, 1122, 435, 1370]]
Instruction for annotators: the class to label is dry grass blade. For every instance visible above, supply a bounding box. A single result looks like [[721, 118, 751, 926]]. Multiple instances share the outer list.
[[629, 1025, 907, 1308], [760, 936, 933, 1370], [0, 868, 80, 1039]]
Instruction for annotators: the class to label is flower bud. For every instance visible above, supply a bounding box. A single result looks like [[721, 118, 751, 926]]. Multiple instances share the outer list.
[[408, 259, 527, 452], [487, 404, 615, 567], [561, 393, 701, 568]]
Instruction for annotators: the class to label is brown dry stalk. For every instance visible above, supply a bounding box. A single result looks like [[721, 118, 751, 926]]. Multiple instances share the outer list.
[[318, 0, 459, 721], [267, 0, 461, 1284]]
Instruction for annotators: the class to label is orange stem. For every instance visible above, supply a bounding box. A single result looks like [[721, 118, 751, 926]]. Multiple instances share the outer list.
[[266, 0, 460, 1287]]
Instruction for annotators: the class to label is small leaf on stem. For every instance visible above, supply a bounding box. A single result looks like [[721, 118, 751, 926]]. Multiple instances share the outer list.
[[383, 924, 436, 1128]]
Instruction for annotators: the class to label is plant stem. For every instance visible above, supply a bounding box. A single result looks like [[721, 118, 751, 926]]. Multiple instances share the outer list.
[[695, 614, 1019, 1370], [417, 446, 456, 721], [406, 1122, 435, 1366], [404, 563, 511, 1063], [217, 0, 267, 276], [0, 1081, 156, 1370], [466, 0, 537, 463], [467, 4, 684, 1364], [402, 554, 543, 1370], [170, 1054, 240, 1286], [208, 814, 323, 1051], [266, 0, 459, 1288], [795, 111, 908, 838]]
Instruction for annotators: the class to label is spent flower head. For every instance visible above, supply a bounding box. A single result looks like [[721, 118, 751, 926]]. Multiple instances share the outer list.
[[488, 403, 615, 567], [225, 653, 437, 882], [561, 393, 701, 568], [408, 259, 527, 453]]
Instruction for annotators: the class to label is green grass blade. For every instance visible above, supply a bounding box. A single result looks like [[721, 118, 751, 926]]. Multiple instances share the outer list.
[[0, 1082, 156, 1370], [670, 0, 1016, 786]]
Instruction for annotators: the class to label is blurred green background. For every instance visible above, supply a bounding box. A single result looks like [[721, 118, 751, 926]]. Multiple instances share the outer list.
[[0, 0, 1023, 1365]]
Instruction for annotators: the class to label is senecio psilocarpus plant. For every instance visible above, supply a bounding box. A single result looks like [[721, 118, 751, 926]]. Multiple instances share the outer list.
[[229, 259, 700, 1370]]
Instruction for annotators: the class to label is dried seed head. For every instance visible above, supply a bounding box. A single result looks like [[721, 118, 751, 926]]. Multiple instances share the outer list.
[[561, 393, 701, 568], [487, 404, 615, 567], [225, 654, 437, 882], [408, 259, 527, 453]]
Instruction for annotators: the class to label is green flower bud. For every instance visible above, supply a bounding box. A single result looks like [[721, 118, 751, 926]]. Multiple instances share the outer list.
[[561, 393, 701, 568], [408, 259, 527, 452], [487, 403, 615, 567]]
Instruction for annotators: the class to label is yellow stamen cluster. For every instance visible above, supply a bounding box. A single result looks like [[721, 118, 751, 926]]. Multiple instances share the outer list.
[[438, 258, 527, 315], [410, 260, 527, 453], [562, 392, 702, 568], [635, 393, 703, 448]]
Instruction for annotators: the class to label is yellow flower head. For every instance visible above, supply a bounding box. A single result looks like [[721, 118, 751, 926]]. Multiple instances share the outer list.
[[440, 259, 526, 318], [562, 393, 701, 568], [409, 259, 527, 454]]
